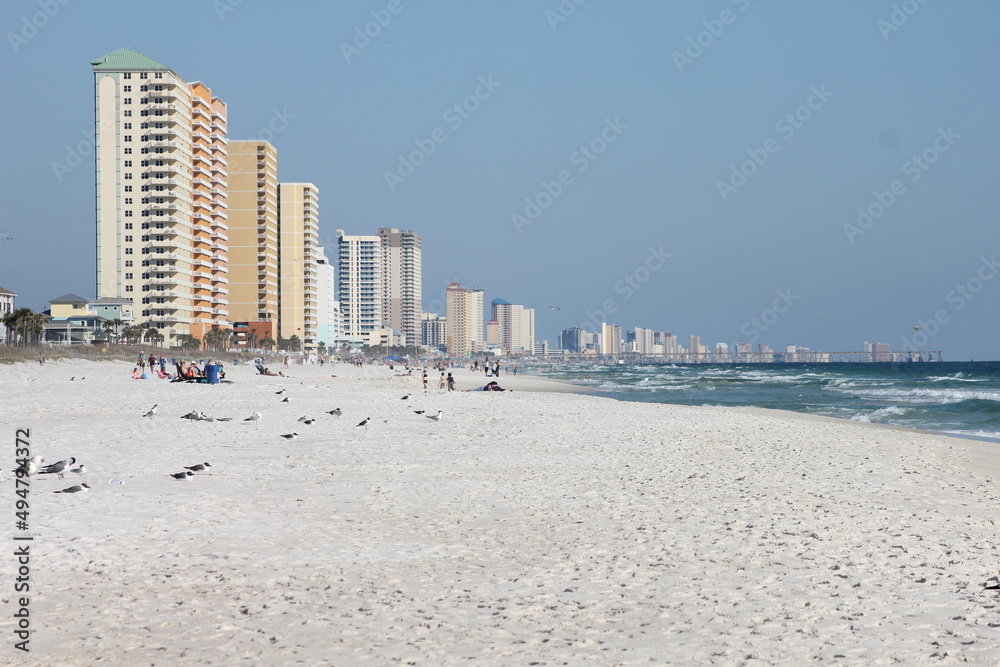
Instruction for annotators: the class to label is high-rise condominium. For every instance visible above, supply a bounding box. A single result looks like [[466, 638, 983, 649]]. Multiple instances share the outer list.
[[445, 283, 484, 358], [278, 183, 320, 350], [92, 48, 228, 344], [336, 231, 383, 341], [490, 298, 535, 353], [378, 228, 421, 347], [227, 140, 279, 335]]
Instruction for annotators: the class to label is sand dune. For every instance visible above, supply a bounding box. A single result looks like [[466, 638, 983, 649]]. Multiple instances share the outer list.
[[2, 358, 998, 665]]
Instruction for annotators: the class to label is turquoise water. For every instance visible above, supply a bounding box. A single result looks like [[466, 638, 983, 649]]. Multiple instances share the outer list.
[[540, 361, 1000, 443]]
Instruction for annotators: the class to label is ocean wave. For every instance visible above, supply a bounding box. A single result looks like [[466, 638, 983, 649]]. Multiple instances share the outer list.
[[842, 387, 1000, 405], [850, 405, 914, 423]]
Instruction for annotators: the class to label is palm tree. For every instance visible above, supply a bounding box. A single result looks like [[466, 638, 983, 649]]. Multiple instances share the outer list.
[[260, 336, 275, 351]]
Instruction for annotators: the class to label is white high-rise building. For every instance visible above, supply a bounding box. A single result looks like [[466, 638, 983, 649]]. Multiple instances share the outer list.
[[336, 231, 383, 341], [315, 246, 342, 351], [92, 48, 228, 346]]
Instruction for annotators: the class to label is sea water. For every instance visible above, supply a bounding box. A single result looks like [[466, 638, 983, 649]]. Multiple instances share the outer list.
[[540, 361, 1000, 443]]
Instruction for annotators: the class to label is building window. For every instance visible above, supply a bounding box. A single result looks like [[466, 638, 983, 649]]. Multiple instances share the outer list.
[[125, 248, 133, 255], [124, 211, 133, 218], [124, 185, 132, 192], [124, 173, 132, 180], [141, 160, 149, 167], [124, 122, 132, 129], [124, 148, 132, 155], [123, 73, 131, 79], [125, 260, 133, 267], [124, 110, 131, 117], [123, 85, 131, 92], [125, 235, 133, 242], [155, 73, 163, 79], [123, 98, 131, 104], [125, 285, 134, 292], [125, 273, 133, 280], [141, 122, 149, 129], [124, 136, 131, 142], [124, 160, 132, 167], [124, 222, 133, 229], [140, 72, 148, 79], [125, 198, 132, 205]]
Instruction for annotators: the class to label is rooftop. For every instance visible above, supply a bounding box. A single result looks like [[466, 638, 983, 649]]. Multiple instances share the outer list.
[[91, 48, 176, 73]]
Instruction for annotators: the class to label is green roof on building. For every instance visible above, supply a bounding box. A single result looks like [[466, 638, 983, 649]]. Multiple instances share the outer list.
[[91, 48, 174, 72]]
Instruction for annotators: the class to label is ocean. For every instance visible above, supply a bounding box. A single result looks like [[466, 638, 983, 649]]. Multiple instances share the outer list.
[[538, 361, 1000, 443]]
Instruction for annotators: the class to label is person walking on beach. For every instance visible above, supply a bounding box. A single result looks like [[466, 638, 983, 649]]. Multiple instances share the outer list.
[[439, 372, 447, 390], [422, 370, 428, 391], [138, 354, 146, 373], [447, 373, 455, 391]]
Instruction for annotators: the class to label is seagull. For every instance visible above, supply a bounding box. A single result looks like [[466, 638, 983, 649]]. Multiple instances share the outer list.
[[69, 464, 86, 476], [184, 462, 211, 472], [53, 483, 90, 494], [169, 471, 194, 480], [303, 419, 316, 425], [216, 417, 233, 422], [425, 411, 444, 421], [356, 417, 371, 428], [327, 408, 342, 417], [549, 305, 560, 310], [181, 410, 201, 420], [244, 411, 262, 423], [197, 413, 215, 422], [400, 394, 410, 400], [297, 416, 310, 422], [280, 397, 290, 403], [13, 457, 43, 477], [413, 410, 425, 415], [143, 404, 158, 418], [280, 433, 298, 440], [275, 389, 286, 395], [70, 376, 75, 381], [39, 458, 77, 477]]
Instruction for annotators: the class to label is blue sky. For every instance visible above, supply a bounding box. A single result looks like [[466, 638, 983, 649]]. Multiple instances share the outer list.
[[1, 0, 997, 359]]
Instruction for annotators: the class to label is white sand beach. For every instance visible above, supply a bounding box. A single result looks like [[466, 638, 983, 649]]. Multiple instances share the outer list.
[[2, 358, 999, 665]]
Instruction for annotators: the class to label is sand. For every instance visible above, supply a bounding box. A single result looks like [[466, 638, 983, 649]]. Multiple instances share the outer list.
[[1, 358, 998, 665]]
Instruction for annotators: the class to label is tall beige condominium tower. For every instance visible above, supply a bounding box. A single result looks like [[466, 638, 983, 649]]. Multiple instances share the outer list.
[[377, 228, 422, 346], [446, 282, 484, 358], [278, 183, 320, 350], [91, 48, 228, 344], [227, 141, 279, 332]]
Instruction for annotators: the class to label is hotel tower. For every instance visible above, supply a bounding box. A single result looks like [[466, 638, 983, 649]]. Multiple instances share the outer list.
[[92, 49, 229, 344]]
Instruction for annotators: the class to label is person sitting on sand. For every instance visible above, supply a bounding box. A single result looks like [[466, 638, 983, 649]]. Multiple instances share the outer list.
[[181, 362, 204, 379], [132, 367, 143, 379]]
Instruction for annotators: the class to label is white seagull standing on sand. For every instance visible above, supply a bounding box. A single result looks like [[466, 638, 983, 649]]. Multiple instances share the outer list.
[[169, 471, 194, 480], [244, 411, 262, 423], [425, 411, 444, 421], [142, 404, 158, 419], [356, 417, 371, 428], [327, 408, 342, 417], [38, 458, 77, 478], [54, 483, 90, 494], [69, 464, 86, 476], [275, 389, 286, 395], [13, 456, 44, 477]]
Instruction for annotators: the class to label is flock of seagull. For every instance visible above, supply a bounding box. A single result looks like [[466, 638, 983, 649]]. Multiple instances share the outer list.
[[13, 456, 89, 493], [14, 386, 445, 494]]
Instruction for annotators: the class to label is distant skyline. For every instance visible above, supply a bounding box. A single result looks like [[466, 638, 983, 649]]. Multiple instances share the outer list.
[[1, 1, 998, 359]]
